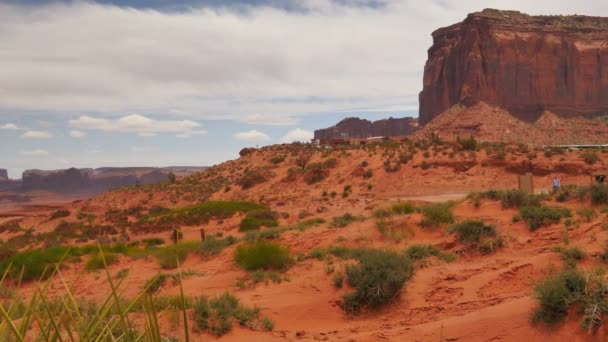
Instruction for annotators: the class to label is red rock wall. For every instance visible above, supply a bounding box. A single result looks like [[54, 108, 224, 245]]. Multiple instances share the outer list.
[[419, 9, 608, 124]]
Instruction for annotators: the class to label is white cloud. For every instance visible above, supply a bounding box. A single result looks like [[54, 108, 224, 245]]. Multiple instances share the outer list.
[[281, 128, 313, 143], [69, 114, 201, 136], [69, 130, 86, 138], [0, 1, 607, 124], [21, 149, 49, 156], [234, 130, 271, 142], [176, 130, 208, 138], [131, 146, 154, 152], [21, 130, 52, 139], [1, 123, 19, 130]]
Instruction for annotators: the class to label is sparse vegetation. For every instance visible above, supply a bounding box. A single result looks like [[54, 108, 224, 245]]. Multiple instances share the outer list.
[[239, 209, 279, 231], [193, 292, 273, 336], [520, 205, 571, 231], [330, 213, 363, 228], [582, 150, 599, 164], [448, 220, 502, 254], [420, 202, 454, 228], [403, 244, 455, 263], [342, 249, 413, 314]]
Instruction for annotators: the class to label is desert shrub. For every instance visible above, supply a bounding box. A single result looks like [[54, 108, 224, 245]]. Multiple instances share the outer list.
[[456, 135, 478, 151], [448, 220, 502, 254], [383, 160, 401, 173], [239, 210, 278, 232], [420, 202, 454, 228], [532, 269, 586, 325], [234, 241, 291, 271], [303, 167, 328, 184], [144, 274, 169, 294], [269, 156, 285, 164], [582, 151, 599, 164], [590, 184, 608, 205], [142, 238, 165, 248], [86, 252, 118, 271], [520, 206, 571, 231], [50, 210, 70, 220], [448, 220, 496, 244], [307, 247, 327, 260], [577, 208, 596, 222], [146, 201, 267, 228], [330, 213, 363, 228], [391, 202, 416, 215], [363, 169, 373, 179], [0, 246, 74, 281], [237, 169, 267, 189], [342, 250, 413, 313], [155, 242, 199, 269], [403, 244, 455, 262], [197, 236, 237, 257], [553, 246, 586, 268], [193, 292, 272, 336], [333, 271, 344, 288]]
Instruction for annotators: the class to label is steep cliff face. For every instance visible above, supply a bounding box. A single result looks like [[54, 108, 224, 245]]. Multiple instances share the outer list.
[[314, 117, 418, 139], [419, 9, 608, 124], [0, 169, 7, 180]]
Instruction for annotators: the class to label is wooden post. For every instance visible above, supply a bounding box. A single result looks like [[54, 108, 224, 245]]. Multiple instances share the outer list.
[[200, 228, 206, 242], [518, 172, 534, 194], [172, 229, 179, 244]]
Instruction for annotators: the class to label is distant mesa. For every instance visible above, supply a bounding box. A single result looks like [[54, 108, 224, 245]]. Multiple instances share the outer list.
[[0, 166, 207, 194], [0, 169, 7, 180], [419, 9, 608, 125], [314, 117, 418, 140]]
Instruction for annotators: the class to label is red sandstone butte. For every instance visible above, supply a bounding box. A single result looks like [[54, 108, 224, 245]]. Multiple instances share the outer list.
[[419, 9, 608, 125]]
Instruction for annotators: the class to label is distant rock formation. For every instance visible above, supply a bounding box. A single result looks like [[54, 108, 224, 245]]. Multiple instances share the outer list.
[[18, 166, 206, 193], [314, 117, 418, 139], [419, 9, 608, 124], [0, 169, 7, 180]]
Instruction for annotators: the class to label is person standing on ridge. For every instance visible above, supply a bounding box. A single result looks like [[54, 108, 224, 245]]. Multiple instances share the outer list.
[[552, 176, 561, 193]]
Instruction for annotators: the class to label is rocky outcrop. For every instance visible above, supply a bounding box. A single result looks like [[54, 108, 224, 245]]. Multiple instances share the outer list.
[[419, 9, 608, 124], [314, 117, 418, 139], [0, 169, 7, 180]]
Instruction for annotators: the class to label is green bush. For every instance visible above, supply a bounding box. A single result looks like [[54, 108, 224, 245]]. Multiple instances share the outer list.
[[391, 202, 416, 215], [520, 206, 571, 231], [0, 246, 74, 281], [193, 292, 272, 336], [403, 244, 455, 262], [237, 169, 267, 189], [475, 189, 543, 208], [234, 241, 291, 271], [333, 272, 344, 288], [532, 269, 586, 325], [456, 135, 478, 151], [239, 210, 278, 232], [448, 220, 496, 244], [342, 250, 413, 313], [420, 203, 454, 228], [155, 242, 199, 269], [330, 213, 363, 228], [85, 252, 118, 271], [582, 151, 599, 164], [553, 246, 586, 268], [142, 238, 165, 248], [197, 236, 237, 257], [590, 185, 608, 205], [577, 208, 596, 222], [145, 201, 268, 227]]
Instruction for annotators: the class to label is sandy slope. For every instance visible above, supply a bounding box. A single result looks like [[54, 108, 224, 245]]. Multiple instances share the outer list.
[[3, 143, 608, 341]]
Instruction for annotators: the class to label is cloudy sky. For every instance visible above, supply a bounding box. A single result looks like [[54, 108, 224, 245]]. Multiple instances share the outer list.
[[2, 0, 607, 178]]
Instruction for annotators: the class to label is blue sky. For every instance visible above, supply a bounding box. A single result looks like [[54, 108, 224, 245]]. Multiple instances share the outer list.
[[2, 0, 608, 178]]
